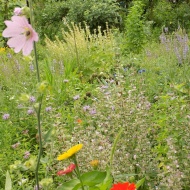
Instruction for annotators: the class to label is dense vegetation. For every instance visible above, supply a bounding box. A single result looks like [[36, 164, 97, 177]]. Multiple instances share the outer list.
[[0, 0, 190, 189]]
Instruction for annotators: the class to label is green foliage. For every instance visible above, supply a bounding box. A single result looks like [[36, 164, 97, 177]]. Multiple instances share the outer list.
[[34, 1, 69, 40], [152, 0, 190, 32], [44, 23, 118, 84], [34, 0, 121, 40], [123, 1, 146, 54], [68, 0, 121, 32]]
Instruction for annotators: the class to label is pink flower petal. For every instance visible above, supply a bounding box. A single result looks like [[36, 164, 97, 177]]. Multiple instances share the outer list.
[[7, 35, 26, 53], [22, 39, 34, 56], [2, 15, 39, 56], [3, 21, 23, 37], [11, 16, 29, 27], [31, 30, 39, 42]]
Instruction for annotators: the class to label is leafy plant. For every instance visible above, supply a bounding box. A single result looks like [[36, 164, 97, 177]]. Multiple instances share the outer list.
[[123, 1, 146, 54]]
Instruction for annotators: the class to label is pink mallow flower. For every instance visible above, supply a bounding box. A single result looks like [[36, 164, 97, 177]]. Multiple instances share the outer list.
[[2, 16, 39, 56]]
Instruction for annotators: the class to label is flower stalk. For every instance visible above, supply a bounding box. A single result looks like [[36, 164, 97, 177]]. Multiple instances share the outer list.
[[27, 0, 42, 189], [72, 155, 85, 190]]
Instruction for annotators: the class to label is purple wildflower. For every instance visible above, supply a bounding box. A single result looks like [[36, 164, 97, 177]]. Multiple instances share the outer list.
[[27, 109, 34, 115], [24, 151, 30, 159], [29, 64, 34, 71], [29, 96, 36, 103], [11, 142, 20, 149], [7, 53, 12, 58], [89, 108, 96, 115], [159, 33, 167, 43], [73, 95, 80, 100], [45, 106, 52, 112], [83, 105, 90, 112], [3, 113, 10, 120]]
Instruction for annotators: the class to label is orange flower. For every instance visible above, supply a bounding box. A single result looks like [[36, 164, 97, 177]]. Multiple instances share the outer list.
[[90, 160, 99, 167], [57, 163, 76, 176], [77, 119, 82, 124], [110, 182, 136, 190]]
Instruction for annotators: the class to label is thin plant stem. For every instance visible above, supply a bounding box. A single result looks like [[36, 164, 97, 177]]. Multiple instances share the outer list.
[[109, 128, 123, 170], [73, 155, 85, 190], [35, 95, 43, 189], [27, 0, 42, 189], [72, 26, 80, 67], [34, 42, 40, 82]]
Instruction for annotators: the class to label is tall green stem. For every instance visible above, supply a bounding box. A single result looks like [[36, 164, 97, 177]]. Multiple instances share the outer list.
[[109, 128, 123, 170], [73, 155, 85, 190], [27, 0, 42, 189], [35, 95, 43, 190], [73, 26, 80, 67]]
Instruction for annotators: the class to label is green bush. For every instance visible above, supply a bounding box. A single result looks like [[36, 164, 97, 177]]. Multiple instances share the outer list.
[[34, 0, 121, 40], [123, 1, 146, 54]]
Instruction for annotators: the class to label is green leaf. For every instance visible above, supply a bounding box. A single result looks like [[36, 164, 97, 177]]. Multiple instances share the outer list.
[[89, 187, 100, 190], [44, 127, 54, 143], [81, 171, 107, 186], [136, 177, 145, 189], [97, 167, 113, 190], [57, 179, 80, 190], [5, 171, 12, 190]]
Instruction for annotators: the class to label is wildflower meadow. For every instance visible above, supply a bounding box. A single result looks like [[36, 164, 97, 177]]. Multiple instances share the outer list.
[[0, 0, 190, 190]]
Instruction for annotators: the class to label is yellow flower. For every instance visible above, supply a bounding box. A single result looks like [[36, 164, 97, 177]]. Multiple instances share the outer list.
[[37, 81, 49, 93], [19, 93, 30, 102], [0, 47, 6, 53], [90, 160, 99, 167], [57, 144, 83, 161]]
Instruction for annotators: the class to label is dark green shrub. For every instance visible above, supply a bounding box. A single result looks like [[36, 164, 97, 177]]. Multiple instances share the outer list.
[[34, 1, 69, 40], [123, 1, 146, 54], [34, 0, 121, 40]]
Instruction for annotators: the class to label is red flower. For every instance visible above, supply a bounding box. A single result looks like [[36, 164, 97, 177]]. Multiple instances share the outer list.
[[110, 182, 136, 190], [57, 163, 76, 176]]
